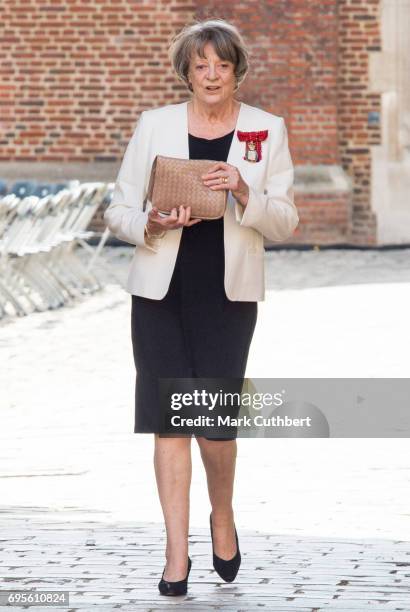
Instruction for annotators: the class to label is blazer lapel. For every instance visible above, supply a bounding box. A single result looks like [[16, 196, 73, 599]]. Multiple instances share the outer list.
[[226, 101, 247, 168], [228, 101, 269, 186], [159, 101, 190, 161]]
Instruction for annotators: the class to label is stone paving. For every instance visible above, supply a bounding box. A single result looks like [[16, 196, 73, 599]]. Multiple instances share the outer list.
[[1, 246, 410, 610]]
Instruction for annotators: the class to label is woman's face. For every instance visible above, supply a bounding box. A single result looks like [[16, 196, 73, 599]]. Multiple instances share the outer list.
[[187, 41, 236, 104]]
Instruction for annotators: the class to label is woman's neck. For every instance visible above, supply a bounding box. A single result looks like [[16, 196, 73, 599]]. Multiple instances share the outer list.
[[188, 97, 240, 125]]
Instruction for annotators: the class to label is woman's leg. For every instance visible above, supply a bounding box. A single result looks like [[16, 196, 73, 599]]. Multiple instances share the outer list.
[[195, 436, 238, 559], [154, 434, 192, 581]]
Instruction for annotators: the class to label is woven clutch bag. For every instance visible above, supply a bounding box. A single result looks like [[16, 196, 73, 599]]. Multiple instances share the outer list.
[[144, 155, 228, 220]]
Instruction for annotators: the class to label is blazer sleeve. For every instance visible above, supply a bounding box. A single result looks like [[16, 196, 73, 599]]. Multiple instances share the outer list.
[[103, 111, 161, 252], [234, 117, 299, 242]]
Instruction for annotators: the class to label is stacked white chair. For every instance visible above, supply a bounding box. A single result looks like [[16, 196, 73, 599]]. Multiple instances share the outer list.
[[0, 181, 114, 318]]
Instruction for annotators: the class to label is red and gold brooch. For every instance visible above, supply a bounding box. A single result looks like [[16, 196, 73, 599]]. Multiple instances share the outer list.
[[237, 130, 268, 162]]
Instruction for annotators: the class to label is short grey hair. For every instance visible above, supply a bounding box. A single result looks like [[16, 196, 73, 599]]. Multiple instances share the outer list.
[[168, 18, 249, 93]]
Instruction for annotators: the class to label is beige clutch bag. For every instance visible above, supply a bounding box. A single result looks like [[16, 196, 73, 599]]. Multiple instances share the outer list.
[[144, 155, 228, 220]]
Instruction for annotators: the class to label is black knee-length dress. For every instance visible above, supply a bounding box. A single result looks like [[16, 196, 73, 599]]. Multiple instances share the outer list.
[[131, 128, 258, 437]]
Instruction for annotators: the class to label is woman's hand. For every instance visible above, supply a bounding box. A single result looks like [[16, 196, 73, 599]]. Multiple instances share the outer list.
[[201, 161, 250, 207], [146, 205, 202, 236]]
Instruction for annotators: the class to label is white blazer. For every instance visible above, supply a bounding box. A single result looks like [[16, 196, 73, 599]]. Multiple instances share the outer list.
[[103, 99, 299, 301]]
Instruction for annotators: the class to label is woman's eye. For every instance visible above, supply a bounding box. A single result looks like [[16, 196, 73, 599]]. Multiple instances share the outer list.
[[196, 64, 229, 70]]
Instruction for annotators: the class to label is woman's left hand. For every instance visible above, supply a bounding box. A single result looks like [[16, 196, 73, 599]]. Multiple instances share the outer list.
[[201, 162, 249, 207]]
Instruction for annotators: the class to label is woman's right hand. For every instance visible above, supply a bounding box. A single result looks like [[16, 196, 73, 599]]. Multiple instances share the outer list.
[[146, 205, 202, 236]]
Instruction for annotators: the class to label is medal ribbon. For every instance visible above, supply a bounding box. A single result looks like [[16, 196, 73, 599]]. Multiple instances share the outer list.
[[237, 130, 268, 161]]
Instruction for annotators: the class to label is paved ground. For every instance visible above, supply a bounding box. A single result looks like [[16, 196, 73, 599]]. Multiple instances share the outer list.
[[1, 246, 410, 610]]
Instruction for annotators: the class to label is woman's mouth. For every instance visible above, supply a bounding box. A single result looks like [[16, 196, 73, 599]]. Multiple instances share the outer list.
[[206, 86, 220, 91]]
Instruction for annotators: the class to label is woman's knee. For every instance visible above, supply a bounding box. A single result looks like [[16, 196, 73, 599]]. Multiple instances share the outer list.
[[195, 435, 237, 456], [154, 433, 192, 454]]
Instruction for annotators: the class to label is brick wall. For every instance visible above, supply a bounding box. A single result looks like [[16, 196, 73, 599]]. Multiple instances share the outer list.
[[0, 0, 193, 162], [0, 0, 382, 245], [337, 0, 381, 245]]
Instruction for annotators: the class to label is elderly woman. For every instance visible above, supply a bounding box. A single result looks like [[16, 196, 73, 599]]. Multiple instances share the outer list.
[[103, 18, 298, 596]]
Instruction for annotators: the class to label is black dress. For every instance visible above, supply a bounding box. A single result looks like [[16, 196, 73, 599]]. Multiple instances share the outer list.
[[131, 129, 258, 438]]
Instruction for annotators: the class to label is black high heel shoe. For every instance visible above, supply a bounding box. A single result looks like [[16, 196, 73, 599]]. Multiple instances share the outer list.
[[210, 512, 241, 582], [158, 556, 192, 596]]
